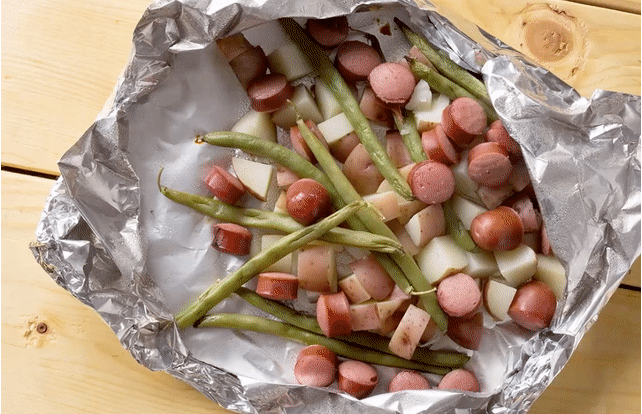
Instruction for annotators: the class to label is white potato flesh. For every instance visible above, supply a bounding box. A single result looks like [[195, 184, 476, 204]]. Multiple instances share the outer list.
[[413, 93, 450, 132], [494, 245, 538, 287], [350, 303, 381, 331], [232, 157, 274, 201], [477, 184, 514, 210], [317, 113, 355, 145], [484, 279, 517, 321], [261, 235, 293, 273], [389, 222, 421, 256], [452, 194, 487, 230], [534, 254, 567, 300], [273, 191, 287, 214], [389, 304, 431, 360], [416, 235, 469, 285], [266, 42, 313, 81], [404, 204, 446, 248], [271, 84, 323, 129], [276, 167, 298, 189], [405, 80, 433, 112], [375, 298, 409, 321], [231, 109, 277, 142], [338, 274, 372, 304], [315, 78, 343, 120], [297, 243, 337, 293], [463, 250, 499, 278], [451, 152, 482, 204], [362, 191, 400, 222]]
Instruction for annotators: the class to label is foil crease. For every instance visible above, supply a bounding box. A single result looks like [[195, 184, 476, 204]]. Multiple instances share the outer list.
[[31, 0, 640, 413]]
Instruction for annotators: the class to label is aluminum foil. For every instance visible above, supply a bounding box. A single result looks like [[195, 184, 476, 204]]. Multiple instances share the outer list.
[[31, 0, 640, 413]]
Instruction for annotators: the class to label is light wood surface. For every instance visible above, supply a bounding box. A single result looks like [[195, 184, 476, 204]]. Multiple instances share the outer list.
[[1, 0, 640, 413]]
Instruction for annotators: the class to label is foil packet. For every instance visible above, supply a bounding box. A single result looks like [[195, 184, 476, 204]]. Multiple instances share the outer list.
[[31, 0, 640, 413]]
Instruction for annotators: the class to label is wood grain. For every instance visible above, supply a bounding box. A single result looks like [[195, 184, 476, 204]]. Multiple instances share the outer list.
[[566, 0, 641, 14]]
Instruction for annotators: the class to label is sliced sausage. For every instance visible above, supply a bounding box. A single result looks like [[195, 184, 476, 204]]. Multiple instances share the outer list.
[[297, 243, 336, 293], [289, 120, 328, 163], [335, 41, 382, 84], [485, 119, 522, 161], [437, 369, 480, 392], [316, 292, 352, 337], [330, 131, 361, 163], [247, 73, 294, 112], [467, 142, 513, 187], [306, 16, 350, 49], [368, 62, 416, 107], [421, 125, 459, 166], [386, 130, 413, 168], [203, 165, 246, 204], [216, 33, 252, 62], [469, 206, 524, 251], [446, 312, 483, 350], [503, 193, 541, 232], [389, 371, 431, 392], [212, 223, 252, 255], [343, 143, 385, 195], [337, 360, 378, 398], [437, 273, 482, 319], [229, 45, 268, 89], [407, 160, 455, 204], [255, 272, 298, 300], [349, 255, 395, 300], [508, 280, 557, 331], [441, 97, 487, 147], [294, 345, 338, 387], [359, 86, 393, 127], [286, 178, 332, 225]]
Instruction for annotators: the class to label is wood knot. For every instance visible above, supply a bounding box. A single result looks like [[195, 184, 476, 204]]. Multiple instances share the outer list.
[[36, 322, 48, 334], [523, 20, 571, 62]]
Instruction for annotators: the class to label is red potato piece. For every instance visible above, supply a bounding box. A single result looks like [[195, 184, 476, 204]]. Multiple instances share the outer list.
[[329, 132, 361, 164], [276, 167, 299, 189], [438, 369, 480, 392], [229, 45, 268, 89], [360, 86, 393, 128], [470, 206, 524, 251], [389, 304, 431, 360], [485, 120, 522, 161], [338, 360, 378, 399], [212, 223, 252, 256], [203, 165, 246, 204], [446, 312, 483, 350], [256, 272, 298, 300], [343, 144, 385, 195], [441, 97, 487, 147], [477, 183, 514, 210], [297, 243, 336, 293], [386, 131, 413, 168], [289, 120, 329, 163], [368, 62, 416, 107], [509, 161, 531, 192], [316, 292, 352, 337], [247, 73, 294, 112], [508, 280, 557, 331], [335, 41, 382, 84], [306, 16, 349, 49], [349, 254, 395, 300], [421, 125, 459, 166], [420, 316, 439, 343], [294, 345, 338, 387], [216, 33, 252, 62], [437, 273, 482, 319], [350, 303, 380, 331], [467, 142, 513, 188], [407, 160, 455, 204], [389, 371, 431, 392], [286, 178, 332, 225], [503, 193, 541, 232]]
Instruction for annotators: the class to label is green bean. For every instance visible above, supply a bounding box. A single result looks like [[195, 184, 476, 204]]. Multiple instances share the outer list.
[[279, 17, 414, 201], [235, 287, 469, 368], [175, 201, 365, 329], [408, 58, 498, 122], [197, 313, 451, 375], [392, 110, 426, 163], [443, 198, 477, 252]]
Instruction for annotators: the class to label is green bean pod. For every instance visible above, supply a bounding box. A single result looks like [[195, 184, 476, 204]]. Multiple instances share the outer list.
[[392, 110, 426, 163], [443, 198, 478, 252]]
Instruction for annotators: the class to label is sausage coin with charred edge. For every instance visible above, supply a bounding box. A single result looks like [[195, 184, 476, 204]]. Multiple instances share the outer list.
[[437, 273, 482, 319], [247, 73, 294, 112], [467, 142, 513, 188], [255, 272, 299, 300], [203, 165, 246, 205], [316, 291, 352, 337], [508, 280, 557, 331], [286, 178, 332, 225], [437, 369, 480, 392], [388, 370, 432, 392], [421, 125, 459, 166], [337, 360, 378, 398], [368, 62, 417, 107], [407, 160, 456, 204], [334, 41, 382, 84], [294, 345, 338, 387], [212, 223, 252, 256], [469, 206, 524, 251], [441, 97, 487, 147], [306, 16, 350, 49]]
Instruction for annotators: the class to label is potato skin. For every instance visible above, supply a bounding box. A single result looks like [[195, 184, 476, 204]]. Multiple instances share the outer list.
[[342, 144, 384, 195]]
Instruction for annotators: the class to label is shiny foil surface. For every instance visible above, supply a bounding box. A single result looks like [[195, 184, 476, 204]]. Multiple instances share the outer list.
[[31, 0, 640, 413]]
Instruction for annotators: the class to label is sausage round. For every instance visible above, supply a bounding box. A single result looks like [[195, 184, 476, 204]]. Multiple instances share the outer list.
[[446, 312, 483, 350], [316, 292, 352, 337], [306, 16, 349, 49], [294, 345, 338, 387], [289, 120, 328, 163], [247, 73, 294, 112], [337, 360, 378, 398], [437, 273, 482, 319], [485, 119, 522, 160], [437, 369, 480, 392], [441, 97, 487, 147], [388, 371, 431, 392], [286, 178, 332, 225], [342, 143, 385, 195], [508, 280, 557, 331], [407, 160, 456, 204], [469, 206, 524, 251], [256, 272, 299, 300], [335, 41, 382, 84], [203, 165, 246, 204], [212, 223, 252, 255], [421, 125, 459, 166], [368, 62, 416, 107], [229, 45, 268, 90], [467, 142, 513, 187]]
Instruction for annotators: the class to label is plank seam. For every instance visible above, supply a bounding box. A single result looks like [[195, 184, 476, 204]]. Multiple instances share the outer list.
[[2, 165, 59, 181]]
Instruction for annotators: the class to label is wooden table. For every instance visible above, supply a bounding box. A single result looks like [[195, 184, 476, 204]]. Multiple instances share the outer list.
[[2, 1, 640, 413]]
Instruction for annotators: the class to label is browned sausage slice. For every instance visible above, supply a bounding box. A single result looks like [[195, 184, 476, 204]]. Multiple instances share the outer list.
[[255, 272, 299, 300], [247, 73, 294, 112], [286, 178, 332, 225], [294, 345, 338, 387], [485, 119, 522, 160], [316, 292, 352, 337], [421, 125, 458, 166], [306, 16, 349, 49], [335, 41, 382, 84], [437, 273, 482, 319], [212, 223, 252, 255], [467, 142, 513, 188], [229, 45, 268, 90], [407, 160, 455, 204], [368, 62, 416, 107], [441, 97, 487, 147], [508, 280, 557, 331], [437, 369, 480, 392], [337, 360, 378, 398], [469, 206, 524, 251], [446, 312, 483, 350], [388, 371, 431, 392], [203, 165, 246, 204], [289, 120, 328, 163]]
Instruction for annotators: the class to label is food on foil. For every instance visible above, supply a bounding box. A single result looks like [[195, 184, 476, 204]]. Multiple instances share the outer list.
[[157, 15, 569, 399]]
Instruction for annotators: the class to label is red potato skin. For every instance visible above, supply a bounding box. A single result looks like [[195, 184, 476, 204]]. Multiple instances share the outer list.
[[203, 165, 246, 204], [421, 125, 459, 166], [330, 132, 361, 164], [289, 120, 329, 163], [437, 273, 482, 319], [508, 280, 557, 331], [469, 206, 524, 251], [388, 371, 431, 392], [247, 73, 294, 112], [368, 62, 417, 107], [212, 223, 252, 256], [255, 272, 298, 300], [386, 130, 413, 168], [343, 144, 385, 195], [349, 255, 396, 300], [306, 16, 350, 49], [294, 345, 338, 387], [286, 178, 332, 225], [335, 41, 382, 84], [360, 87, 394, 128], [297, 244, 335, 293], [447, 312, 483, 350], [437, 369, 480, 392], [485, 120, 522, 161], [229, 45, 268, 90], [316, 292, 352, 337], [503, 193, 541, 232], [441, 97, 487, 147], [467, 142, 513, 188], [407, 160, 456, 204], [337, 360, 378, 398]]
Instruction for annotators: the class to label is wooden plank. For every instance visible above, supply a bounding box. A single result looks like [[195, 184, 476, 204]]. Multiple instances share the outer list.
[[566, 0, 640, 14], [1, 172, 232, 414], [622, 255, 641, 287], [2, 0, 639, 176]]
